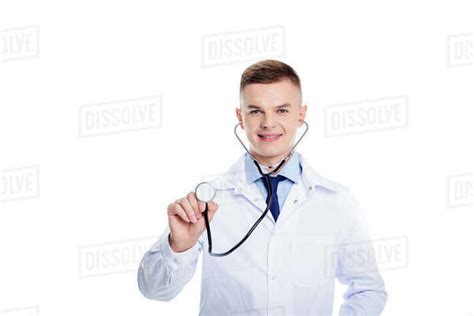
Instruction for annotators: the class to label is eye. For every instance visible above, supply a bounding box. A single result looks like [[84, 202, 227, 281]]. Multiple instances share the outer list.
[[278, 109, 289, 113], [249, 110, 262, 114]]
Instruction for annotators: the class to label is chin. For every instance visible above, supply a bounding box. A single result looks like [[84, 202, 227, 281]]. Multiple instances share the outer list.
[[254, 147, 286, 158]]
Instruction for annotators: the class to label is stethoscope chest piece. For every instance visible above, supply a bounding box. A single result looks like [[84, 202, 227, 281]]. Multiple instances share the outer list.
[[195, 182, 216, 203]]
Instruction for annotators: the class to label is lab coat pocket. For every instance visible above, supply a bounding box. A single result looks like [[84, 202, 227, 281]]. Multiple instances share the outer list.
[[289, 235, 335, 288]]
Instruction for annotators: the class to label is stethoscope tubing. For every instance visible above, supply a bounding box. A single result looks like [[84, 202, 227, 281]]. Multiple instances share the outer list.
[[203, 121, 308, 257]]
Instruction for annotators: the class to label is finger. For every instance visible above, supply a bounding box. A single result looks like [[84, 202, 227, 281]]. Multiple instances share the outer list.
[[208, 201, 219, 212], [207, 201, 219, 212], [178, 198, 198, 223], [197, 201, 206, 213], [206, 202, 219, 221], [168, 202, 191, 223], [187, 192, 202, 219], [175, 203, 195, 223]]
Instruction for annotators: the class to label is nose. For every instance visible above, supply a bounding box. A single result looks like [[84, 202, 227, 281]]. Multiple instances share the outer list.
[[260, 112, 276, 129]]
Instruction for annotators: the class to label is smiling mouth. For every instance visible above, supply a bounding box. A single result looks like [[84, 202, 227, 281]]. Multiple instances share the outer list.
[[258, 134, 283, 142]]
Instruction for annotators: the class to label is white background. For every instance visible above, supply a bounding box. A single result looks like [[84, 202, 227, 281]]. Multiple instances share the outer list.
[[1, 1, 473, 315]]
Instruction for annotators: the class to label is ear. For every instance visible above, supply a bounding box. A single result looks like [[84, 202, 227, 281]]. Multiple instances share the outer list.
[[235, 107, 244, 129], [298, 104, 308, 126]]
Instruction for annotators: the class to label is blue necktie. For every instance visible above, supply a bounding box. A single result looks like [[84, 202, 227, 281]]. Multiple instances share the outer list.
[[262, 175, 286, 222]]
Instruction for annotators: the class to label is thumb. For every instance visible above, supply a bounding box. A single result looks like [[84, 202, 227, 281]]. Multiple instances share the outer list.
[[207, 201, 219, 215]]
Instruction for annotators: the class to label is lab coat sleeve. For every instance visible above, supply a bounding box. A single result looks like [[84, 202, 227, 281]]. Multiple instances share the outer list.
[[336, 190, 388, 316], [137, 226, 203, 301]]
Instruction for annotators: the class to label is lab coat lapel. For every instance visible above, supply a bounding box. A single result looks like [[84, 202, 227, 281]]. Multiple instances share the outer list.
[[276, 179, 308, 226], [211, 153, 341, 231], [233, 178, 276, 232], [274, 154, 340, 226], [222, 154, 276, 231]]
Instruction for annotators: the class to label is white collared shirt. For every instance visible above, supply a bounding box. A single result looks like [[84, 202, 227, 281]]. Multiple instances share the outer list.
[[138, 152, 387, 315]]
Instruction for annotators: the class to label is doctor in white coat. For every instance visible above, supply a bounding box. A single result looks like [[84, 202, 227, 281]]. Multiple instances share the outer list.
[[137, 60, 387, 315]]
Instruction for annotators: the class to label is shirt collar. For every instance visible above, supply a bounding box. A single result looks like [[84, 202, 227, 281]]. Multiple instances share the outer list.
[[244, 151, 301, 185], [207, 152, 344, 193]]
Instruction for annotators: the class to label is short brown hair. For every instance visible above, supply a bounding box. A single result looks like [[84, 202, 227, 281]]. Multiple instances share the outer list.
[[240, 59, 301, 93]]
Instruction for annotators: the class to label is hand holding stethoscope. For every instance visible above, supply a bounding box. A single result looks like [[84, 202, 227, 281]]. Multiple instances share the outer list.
[[166, 191, 220, 254]]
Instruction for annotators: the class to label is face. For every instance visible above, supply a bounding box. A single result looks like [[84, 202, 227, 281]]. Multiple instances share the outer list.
[[236, 78, 307, 166]]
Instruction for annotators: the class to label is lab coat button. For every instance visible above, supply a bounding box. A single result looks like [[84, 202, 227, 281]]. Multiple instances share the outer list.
[[272, 275, 277, 280], [293, 199, 298, 204]]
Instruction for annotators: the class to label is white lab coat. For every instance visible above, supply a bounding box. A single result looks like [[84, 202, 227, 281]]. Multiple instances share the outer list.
[[138, 152, 387, 315]]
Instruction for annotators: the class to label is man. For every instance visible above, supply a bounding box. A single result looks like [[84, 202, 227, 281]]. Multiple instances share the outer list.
[[137, 60, 387, 315]]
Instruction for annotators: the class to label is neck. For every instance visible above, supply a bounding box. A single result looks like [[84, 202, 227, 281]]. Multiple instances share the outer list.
[[249, 150, 293, 172]]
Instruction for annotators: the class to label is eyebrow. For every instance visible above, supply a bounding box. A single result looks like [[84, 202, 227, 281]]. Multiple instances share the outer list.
[[247, 103, 292, 110]]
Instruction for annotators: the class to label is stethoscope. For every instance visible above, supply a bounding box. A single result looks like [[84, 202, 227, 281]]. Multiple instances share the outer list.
[[194, 121, 309, 257]]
